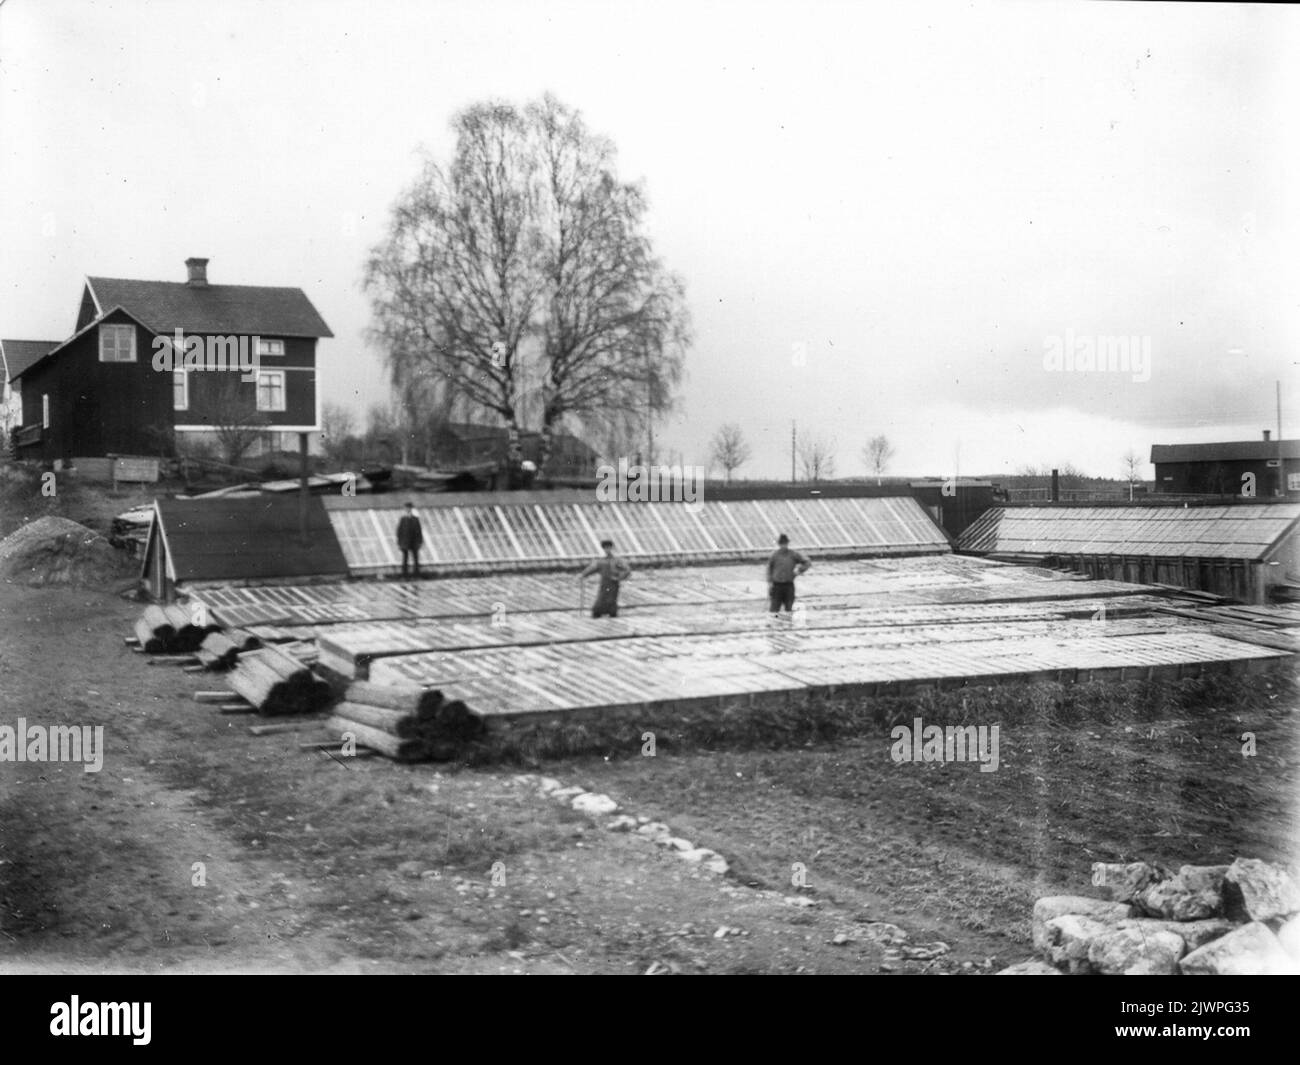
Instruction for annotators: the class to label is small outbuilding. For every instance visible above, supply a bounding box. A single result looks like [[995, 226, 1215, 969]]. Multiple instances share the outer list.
[[141, 495, 348, 600]]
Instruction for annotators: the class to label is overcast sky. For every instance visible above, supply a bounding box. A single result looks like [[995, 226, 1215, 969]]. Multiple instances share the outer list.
[[2, 0, 1296, 479]]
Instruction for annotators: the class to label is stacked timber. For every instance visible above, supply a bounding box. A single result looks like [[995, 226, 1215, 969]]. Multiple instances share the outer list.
[[194, 628, 261, 671], [227, 643, 333, 716], [131, 604, 220, 654], [327, 680, 484, 761]]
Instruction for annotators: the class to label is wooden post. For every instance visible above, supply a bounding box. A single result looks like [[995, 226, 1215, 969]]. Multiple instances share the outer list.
[[299, 430, 309, 545]]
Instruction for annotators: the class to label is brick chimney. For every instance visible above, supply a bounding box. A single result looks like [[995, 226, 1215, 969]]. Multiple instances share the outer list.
[[185, 258, 209, 287], [1263, 429, 1271, 442]]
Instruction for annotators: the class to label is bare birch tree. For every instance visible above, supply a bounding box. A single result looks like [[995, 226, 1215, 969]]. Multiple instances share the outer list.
[[863, 434, 895, 485], [710, 423, 752, 483], [798, 434, 837, 483], [364, 94, 690, 476]]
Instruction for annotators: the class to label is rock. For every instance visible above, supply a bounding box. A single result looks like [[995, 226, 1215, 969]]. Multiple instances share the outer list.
[[702, 854, 729, 875], [571, 792, 618, 815], [831, 931, 853, 946], [900, 942, 949, 961], [550, 786, 585, 801], [1088, 925, 1186, 975], [857, 922, 909, 945], [606, 815, 639, 832], [1276, 914, 1300, 962], [1045, 915, 1113, 973], [1223, 858, 1300, 923], [996, 959, 1062, 975], [1091, 861, 1162, 903], [1116, 917, 1234, 951], [397, 860, 424, 879], [1179, 921, 1300, 975], [537, 777, 561, 793], [636, 822, 671, 841], [1138, 865, 1228, 921], [1032, 896, 1135, 953]]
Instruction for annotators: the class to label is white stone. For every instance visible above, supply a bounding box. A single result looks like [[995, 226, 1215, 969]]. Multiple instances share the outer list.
[[996, 959, 1062, 975], [1032, 896, 1135, 954], [571, 792, 618, 815], [1180, 921, 1299, 975]]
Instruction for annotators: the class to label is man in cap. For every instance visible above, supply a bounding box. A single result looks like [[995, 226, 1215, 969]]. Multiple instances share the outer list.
[[396, 501, 424, 578], [767, 533, 811, 617], [579, 539, 632, 618]]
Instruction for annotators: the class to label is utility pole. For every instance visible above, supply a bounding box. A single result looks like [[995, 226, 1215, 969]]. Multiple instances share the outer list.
[[1278, 380, 1285, 497], [791, 420, 796, 483]]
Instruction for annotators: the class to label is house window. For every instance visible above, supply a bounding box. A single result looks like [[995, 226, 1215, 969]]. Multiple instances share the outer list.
[[256, 370, 286, 412], [173, 369, 188, 411], [99, 323, 137, 362], [256, 338, 285, 357], [42, 393, 50, 428]]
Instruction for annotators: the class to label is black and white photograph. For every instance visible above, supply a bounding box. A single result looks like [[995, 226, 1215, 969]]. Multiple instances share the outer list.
[[0, 0, 1297, 1015]]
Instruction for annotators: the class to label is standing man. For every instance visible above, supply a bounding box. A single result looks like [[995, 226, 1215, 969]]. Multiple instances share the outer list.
[[767, 532, 811, 617], [580, 539, 632, 618], [396, 501, 424, 578]]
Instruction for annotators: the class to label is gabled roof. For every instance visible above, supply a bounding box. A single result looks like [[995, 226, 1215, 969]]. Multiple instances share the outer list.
[[86, 277, 333, 338], [152, 496, 348, 584], [1151, 440, 1300, 463], [0, 339, 60, 382]]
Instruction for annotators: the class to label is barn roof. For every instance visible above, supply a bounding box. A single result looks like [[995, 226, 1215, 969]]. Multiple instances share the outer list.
[[86, 277, 333, 338], [957, 503, 1300, 562], [1151, 440, 1300, 463], [153, 496, 348, 584], [1, 339, 60, 382]]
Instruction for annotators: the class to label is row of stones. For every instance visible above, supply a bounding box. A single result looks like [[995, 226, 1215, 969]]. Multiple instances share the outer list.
[[518, 774, 731, 876], [999, 857, 1300, 975]]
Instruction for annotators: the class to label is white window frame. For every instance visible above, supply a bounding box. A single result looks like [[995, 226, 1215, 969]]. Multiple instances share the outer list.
[[98, 323, 137, 362], [256, 370, 286, 412], [256, 338, 285, 357], [42, 393, 50, 428], [173, 369, 188, 411]]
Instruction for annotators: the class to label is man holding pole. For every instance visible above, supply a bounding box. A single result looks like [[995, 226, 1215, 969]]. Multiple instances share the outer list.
[[767, 532, 811, 618], [579, 539, 632, 618]]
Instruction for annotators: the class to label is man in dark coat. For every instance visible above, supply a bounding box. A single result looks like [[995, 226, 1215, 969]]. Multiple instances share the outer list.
[[396, 501, 424, 578], [579, 539, 632, 618], [767, 532, 811, 617]]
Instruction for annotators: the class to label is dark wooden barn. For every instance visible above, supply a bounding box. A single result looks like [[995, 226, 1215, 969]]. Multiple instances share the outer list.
[[1151, 435, 1299, 499]]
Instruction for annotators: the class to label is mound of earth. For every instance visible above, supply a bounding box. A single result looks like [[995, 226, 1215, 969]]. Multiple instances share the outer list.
[[0, 515, 134, 587]]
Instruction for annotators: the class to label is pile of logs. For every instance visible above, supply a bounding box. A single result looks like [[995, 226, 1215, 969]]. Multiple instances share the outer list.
[[328, 680, 485, 761], [133, 604, 220, 654], [195, 629, 262, 671], [227, 643, 333, 717]]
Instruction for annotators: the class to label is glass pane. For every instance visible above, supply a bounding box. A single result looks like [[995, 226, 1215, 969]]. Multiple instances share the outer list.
[[535, 505, 597, 556], [651, 504, 716, 552]]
